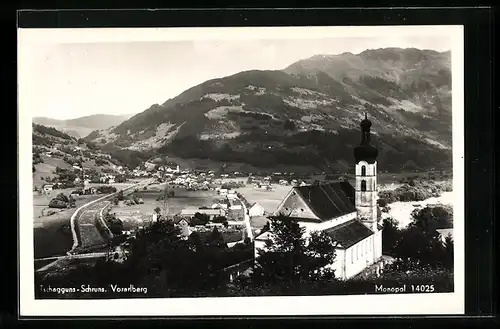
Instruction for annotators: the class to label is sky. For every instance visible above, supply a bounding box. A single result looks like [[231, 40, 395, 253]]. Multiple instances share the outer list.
[[18, 27, 453, 120]]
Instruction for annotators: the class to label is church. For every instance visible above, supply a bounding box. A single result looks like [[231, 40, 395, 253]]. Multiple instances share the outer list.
[[253, 114, 383, 280]]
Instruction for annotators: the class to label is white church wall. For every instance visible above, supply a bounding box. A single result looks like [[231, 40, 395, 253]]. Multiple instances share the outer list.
[[344, 237, 375, 279], [374, 230, 383, 260]]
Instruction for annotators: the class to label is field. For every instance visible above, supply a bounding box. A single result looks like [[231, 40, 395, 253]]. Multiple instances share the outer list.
[[109, 184, 220, 230], [235, 184, 290, 213], [230, 182, 290, 231]]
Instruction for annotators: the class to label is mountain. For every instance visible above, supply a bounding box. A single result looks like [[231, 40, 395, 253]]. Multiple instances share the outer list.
[[85, 48, 452, 173], [33, 114, 134, 138]]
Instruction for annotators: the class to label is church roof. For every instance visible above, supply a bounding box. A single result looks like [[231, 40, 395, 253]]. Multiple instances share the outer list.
[[323, 219, 374, 249], [293, 181, 356, 222]]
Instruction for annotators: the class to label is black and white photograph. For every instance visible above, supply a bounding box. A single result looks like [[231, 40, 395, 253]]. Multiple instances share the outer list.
[[18, 25, 464, 316]]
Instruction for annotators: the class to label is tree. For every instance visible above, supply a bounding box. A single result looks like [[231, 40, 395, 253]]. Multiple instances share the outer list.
[[392, 225, 445, 268], [106, 215, 124, 235], [382, 217, 400, 254], [117, 190, 124, 201], [68, 195, 76, 208], [377, 198, 388, 207], [48, 199, 67, 209], [193, 212, 210, 225], [212, 215, 228, 224], [442, 235, 454, 269], [54, 193, 69, 203], [250, 215, 337, 291], [410, 205, 453, 233], [261, 221, 270, 233], [206, 227, 226, 249]]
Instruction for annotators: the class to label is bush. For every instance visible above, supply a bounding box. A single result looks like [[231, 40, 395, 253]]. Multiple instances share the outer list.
[[48, 199, 67, 209], [95, 158, 108, 166], [54, 193, 69, 203], [377, 198, 388, 207], [96, 186, 117, 194], [212, 215, 228, 224], [378, 180, 448, 204]]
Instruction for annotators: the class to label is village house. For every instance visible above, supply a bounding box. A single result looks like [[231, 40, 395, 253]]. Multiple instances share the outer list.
[[254, 114, 383, 281], [42, 184, 53, 193], [227, 190, 238, 200], [211, 201, 229, 210], [173, 217, 192, 239], [248, 202, 265, 217], [227, 199, 242, 211]]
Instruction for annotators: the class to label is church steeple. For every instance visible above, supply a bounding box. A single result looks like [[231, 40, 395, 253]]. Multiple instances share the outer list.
[[354, 113, 379, 232], [354, 113, 378, 164]]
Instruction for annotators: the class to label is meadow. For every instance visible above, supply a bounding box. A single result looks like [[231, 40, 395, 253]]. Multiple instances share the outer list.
[[109, 184, 220, 230]]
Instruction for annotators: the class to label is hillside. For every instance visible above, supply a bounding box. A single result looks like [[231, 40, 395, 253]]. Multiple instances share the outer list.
[[33, 114, 134, 138], [84, 48, 452, 173], [32, 124, 133, 189]]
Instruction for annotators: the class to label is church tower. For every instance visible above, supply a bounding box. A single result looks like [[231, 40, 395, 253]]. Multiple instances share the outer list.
[[354, 113, 379, 232]]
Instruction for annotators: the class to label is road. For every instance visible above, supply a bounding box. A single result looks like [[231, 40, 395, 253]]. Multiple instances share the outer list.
[[237, 195, 254, 241], [74, 202, 111, 251], [70, 179, 154, 253], [36, 179, 153, 272]]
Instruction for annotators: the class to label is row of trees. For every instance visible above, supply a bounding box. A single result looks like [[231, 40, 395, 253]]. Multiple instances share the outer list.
[[378, 179, 452, 204]]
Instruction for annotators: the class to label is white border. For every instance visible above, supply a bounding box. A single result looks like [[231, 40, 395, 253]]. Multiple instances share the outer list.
[[18, 25, 464, 316]]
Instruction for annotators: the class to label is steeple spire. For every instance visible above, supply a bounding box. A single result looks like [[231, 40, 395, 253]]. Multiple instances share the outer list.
[[354, 113, 378, 164]]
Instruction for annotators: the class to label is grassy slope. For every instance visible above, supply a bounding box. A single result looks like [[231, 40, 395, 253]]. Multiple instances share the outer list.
[[33, 155, 73, 188]]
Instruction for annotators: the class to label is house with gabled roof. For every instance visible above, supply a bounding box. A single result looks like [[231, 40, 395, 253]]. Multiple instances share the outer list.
[[248, 202, 265, 217], [253, 114, 384, 280]]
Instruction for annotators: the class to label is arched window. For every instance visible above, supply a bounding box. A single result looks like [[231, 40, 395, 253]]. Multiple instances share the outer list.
[[361, 180, 367, 192], [361, 165, 366, 176]]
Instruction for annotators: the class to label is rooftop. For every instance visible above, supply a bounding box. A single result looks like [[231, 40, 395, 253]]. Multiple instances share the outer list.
[[293, 181, 356, 222], [323, 219, 374, 249]]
